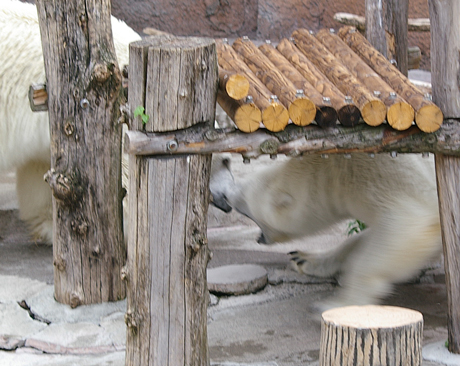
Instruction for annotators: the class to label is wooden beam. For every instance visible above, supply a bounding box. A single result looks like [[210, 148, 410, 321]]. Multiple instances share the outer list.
[[338, 26, 443, 133], [316, 29, 414, 131], [429, 0, 460, 355], [232, 37, 317, 128], [292, 29, 387, 127], [276, 38, 361, 127], [216, 39, 289, 132]]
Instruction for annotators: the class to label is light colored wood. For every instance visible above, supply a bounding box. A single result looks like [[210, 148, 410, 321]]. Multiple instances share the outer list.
[[430, 0, 460, 355], [276, 38, 361, 127], [338, 26, 443, 132], [216, 39, 289, 132], [365, 0, 409, 75], [316, 29, 414, 130], [126, 36, 214, 365], [28, 83, 48, 112], [258, 42, 338, 128], [216, 90, 261, 133], [218, 68, 250, 101], [320, 305, 423, 366], [292, 29, 387, 127], [36, 0, 125, 306], [232, 38, 316, 127], [333, 12, 431, 32]]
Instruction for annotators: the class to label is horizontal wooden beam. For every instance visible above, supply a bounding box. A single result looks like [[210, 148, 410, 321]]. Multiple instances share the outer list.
[[124, 119, 460, 159]]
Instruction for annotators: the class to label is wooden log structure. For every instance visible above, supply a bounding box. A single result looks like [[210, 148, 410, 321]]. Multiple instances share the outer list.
[[258, 41, 338, 128], [338, 26, 443, 133], [216, 39, 289, 132], [276, 38, 361, 127], [218, 67, 250, 101], [316, 29, 414, 131], [125, 35, 215, 365], [429, 0, 460, 354], [232, 37, 317, 128], [292, 29, 387, 127], [320, 305, 423, 365]]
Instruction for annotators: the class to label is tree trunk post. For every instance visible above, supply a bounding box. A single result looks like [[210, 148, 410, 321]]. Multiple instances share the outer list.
[[36, 0, 126, 306], [365, 0, 409, 76], [124, 36, 217, 365], [429, 0, 460, 354]]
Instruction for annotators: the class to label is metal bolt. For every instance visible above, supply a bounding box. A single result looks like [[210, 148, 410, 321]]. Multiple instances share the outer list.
[[350, 28, 357, 33], [80, 98, 89, 109], [289, 37, 296, 44], [265, 39, 271, 44], [422, 152, 430, 158], [322, 96, 331, 105], [242, 36, 249, 41], [344, 153, 352, 159], [390, 59, 398, 67], [368, 153, 375, 158], [389, 92, 397, 99], [269, 95, 279, 103], [222, 38, 228, 44], [345, 96, 353, 104], [390, 151, 398, 158], [295, 89, 305, 98], [424, 93, 432, 101], [166, 139, 178, 152], [245, 95, 254, 104], [309, 30, 315, 35], [373, 90, 381, 98], [243, 157, 251, 164], [321, 154, 329, 159], [329, 28, 335, 33]]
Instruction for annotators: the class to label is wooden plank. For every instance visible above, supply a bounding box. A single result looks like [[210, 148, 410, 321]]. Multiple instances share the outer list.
[[429, 0, 460, 355]]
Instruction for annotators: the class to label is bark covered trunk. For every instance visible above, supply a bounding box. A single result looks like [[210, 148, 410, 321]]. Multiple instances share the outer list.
[[36, 0, 126, 306]]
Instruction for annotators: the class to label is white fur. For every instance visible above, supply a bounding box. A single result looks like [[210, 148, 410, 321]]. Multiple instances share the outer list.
[[210, 153, 442, 309], [0, 0, 141, 243]]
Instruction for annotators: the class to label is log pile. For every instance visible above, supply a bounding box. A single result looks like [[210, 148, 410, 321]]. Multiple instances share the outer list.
[[216, 27, 443, 134]]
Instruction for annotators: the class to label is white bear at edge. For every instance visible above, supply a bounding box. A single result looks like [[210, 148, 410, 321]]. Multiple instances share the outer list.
[[210, 153, 442, 309], [0, 0, 141, 244]]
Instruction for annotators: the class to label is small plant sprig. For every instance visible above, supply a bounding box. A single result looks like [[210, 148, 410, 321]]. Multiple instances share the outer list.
[[347, 219, 367, 236], [134, 106, 149, 125]]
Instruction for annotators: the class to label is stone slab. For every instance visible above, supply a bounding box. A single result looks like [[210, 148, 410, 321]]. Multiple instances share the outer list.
[[208, 264, 268, 295]]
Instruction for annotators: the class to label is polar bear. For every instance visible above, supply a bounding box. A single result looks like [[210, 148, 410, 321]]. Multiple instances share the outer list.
[[0, 0, 141, 244], [210, 153, 442, 309]]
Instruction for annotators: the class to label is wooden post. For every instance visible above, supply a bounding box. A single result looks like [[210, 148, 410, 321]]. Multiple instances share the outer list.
[[125, 36, 216, 365], [36, 0, 126, 306], [429, 0, 460, 355], [365, 0, 409, 76], [320, 305, 423, 365]]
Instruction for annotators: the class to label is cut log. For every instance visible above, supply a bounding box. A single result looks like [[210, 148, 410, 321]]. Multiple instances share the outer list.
[[333, 12, 431, 32], [216, 39, 289, 132], [216, 90, 261, 133], [218, 67, 250, 101], [258, 42, 338, 128], [320, 305, 423, 366], [316, 29, 414, 131], [28, 83, 48, 112], [232, 37, 316, 127], [276, 38, 361, 127], [292, 29, 387, 127], [338, 26, 443, 132]]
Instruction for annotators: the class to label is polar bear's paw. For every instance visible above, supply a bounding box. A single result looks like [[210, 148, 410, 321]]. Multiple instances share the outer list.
[[289, 250, 341, 278]]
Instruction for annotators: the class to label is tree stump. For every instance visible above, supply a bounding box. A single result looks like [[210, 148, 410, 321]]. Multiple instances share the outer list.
[[125, 35, 216, 365], [320, 305, 423, 366]]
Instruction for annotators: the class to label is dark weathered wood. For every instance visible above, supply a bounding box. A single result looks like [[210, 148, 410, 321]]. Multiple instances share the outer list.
[[320, 305, 423, 365], [232, 37, 316, 127], [124, 119, 460, 159], [276, 38, 361, 127], [365, 0, 409, 76], [216, 39, 289, 132], [430, 0, 460, 355], [292, 29, 387, 127], [316, 29, 414, 131], [36, 0, 125, 306], [126, 36, 215, 365], [339, 26, 443, 133], [258, 42, 338, 128]]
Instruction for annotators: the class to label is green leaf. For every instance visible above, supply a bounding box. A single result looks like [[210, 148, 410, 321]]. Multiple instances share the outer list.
[[133, 106, 145, 118]]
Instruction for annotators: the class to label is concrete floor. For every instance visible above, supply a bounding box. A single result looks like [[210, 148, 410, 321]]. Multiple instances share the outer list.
[[0, 153, 458, 365]]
